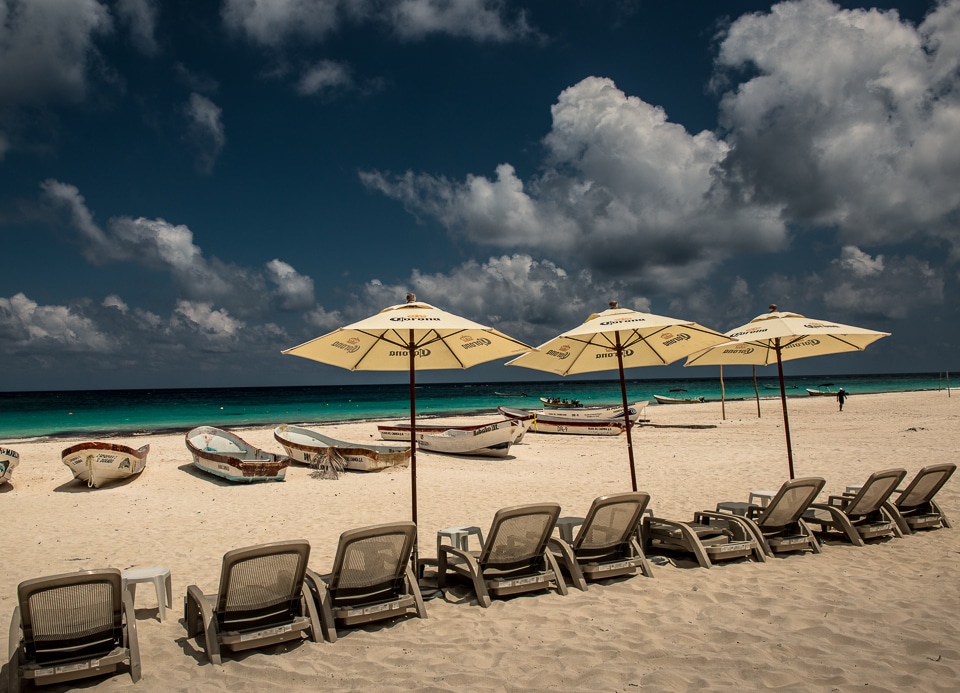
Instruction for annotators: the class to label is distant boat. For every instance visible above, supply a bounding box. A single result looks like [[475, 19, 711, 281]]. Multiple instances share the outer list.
[[185, 426, 290, 483], [274, 424, 410, 472], [379, 418, 525, 455], [653, 394, 705, 405], [540, 397, 583, 409], [499, 406, 625, 436], [0, 447, 19, 486], [763, 384, 797, 390], [61, 442, 149, 488], [494, 391, 528, 398]]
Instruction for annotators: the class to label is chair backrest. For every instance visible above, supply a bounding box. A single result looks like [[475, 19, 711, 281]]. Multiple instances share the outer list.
[[327, 522, 416, 591], [573, 492, 650, 551], [757, 477, 826, 529], [216, 540, 310, 621], [480, 503, 562, 569], [844, 468, 907, 516], [895, 463, 957, 510], [17, 569, 124, 660]]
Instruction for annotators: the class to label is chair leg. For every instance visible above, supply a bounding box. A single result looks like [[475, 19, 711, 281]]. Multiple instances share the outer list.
[[122, 591, 142, 683], [548, 538, 586, 591], [404, 565, 428, 619], [8, 607, 21, 693], [543, 551, 568, 596], [185, 586, 221, 664], [629, 538, 656, 578], [301, 571, 324, 643]]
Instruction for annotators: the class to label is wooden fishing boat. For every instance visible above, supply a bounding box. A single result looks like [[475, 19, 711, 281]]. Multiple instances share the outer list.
[[185, 426, 290, 483], [499, 407, 626, 436], [380, 419, 521, 456], [0, 447, 19, 486], [274, 424, 410, 472], [379, 417, 530, 444], [61, 442, 149, 488], [533, 401, 647, 422], [805, 388, 838, 396], [540, 397, 583, 409], [494, 391, 528, 398], [653, 394, 705, 404]]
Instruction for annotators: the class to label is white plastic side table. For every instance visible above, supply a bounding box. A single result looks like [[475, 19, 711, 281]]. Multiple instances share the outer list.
[[122, 566, 173, 622], [748, 490, 777, 507], [437, 526, 483, 558]]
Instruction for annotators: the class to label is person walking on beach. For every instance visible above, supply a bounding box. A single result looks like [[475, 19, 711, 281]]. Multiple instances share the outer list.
[[837, 388, 847, 412]]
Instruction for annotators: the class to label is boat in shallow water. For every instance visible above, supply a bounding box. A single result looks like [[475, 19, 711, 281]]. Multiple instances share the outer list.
[[185, 426, 290, 483], [61, 442, 149, 488], [540, 397, 583, 409], [0, 447, 19, 486], [274, 424, 410, 472]]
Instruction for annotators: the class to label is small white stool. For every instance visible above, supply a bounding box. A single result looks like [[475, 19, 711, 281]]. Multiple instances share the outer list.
[[845, 484, 863, 495], [555, 516, 585, 543], [437, 526, 483, 557], [716, 501, 754, 516], [748, 490, 777, 507], [122, 566, 172, 622]]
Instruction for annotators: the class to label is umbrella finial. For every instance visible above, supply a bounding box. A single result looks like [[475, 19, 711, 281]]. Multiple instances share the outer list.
[[406, 293, 416, 303], [609, 300, 618, 309], [768, 304, 778, 313]]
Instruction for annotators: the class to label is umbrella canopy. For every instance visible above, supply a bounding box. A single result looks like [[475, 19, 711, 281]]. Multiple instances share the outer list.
[[684, 305, 890, 478], [506, 301, 730, 491], [283, 294, 532, 528]]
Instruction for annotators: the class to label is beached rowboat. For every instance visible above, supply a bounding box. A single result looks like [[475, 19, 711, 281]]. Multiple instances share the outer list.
[[532, 401, 648, 422], [379, 418, 522, 456], [274, 424, 410, 472], [379, 417, 531, 444], [61, 441, 149, 488], [499, 406, 625, 436], [653, 394, 705, 404], [0, 447, 19, 486], [185, 426, 290, 483], [805, 388, 838, 396]]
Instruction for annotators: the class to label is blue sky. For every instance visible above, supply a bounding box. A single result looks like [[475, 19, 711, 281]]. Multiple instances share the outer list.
[[1, 0, 956, 391]]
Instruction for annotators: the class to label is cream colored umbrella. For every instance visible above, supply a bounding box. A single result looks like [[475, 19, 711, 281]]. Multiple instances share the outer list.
[[506, 301, 730, 491], [684, 305, 890, 478], [284, 294, 532, 527]]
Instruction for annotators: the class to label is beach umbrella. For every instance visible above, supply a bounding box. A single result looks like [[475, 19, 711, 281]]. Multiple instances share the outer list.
[[505, 301, 730, 492], [282, 293, 532, 541], [684, 305, 890, 479]]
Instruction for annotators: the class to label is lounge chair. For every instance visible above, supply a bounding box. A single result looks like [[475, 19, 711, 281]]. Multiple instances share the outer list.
[[730, 477, 827, 557], [802, 469, 907, 546], [548, 492, 655, 591], [643, 508, 765, 569], [8, 568, 141, 691], [310, 522, 426, 643], [437, 503, 568, 607], [887, 463, 956, 534], [184, 539, 322, 665]]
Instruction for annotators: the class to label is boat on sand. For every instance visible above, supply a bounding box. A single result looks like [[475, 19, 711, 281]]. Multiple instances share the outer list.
[[379, 418, 522, 457], [185, 426, 290, 483], [499, 406, 625, 436], [1, 447, 19, 486], [540, 397, 583, 409], [653, 394, 705, 404], [61, 442, 149, 488], [532, 401, 647, 422], [274, 424, 410, 472]]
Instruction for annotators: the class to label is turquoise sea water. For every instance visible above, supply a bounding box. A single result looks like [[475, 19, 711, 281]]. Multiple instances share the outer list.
[[0, 372, 951, 440]]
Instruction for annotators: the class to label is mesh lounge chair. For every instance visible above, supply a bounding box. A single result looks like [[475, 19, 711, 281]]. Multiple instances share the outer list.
[[548, 492, 655, 591], [8, 568, 141, 691], [643, 508, 765, 569], [184, 539, 322, 665], [310, 522, 426, 643], [802, 469, 907, 546], [887, 463, 956, 534], [731, 477, 827, 557], [437, 503, 568, 607]]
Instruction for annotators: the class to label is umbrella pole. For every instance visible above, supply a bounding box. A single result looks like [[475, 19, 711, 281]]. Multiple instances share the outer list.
[[408, 330, 419, 572], [753, 366, 761, 418], [775, 340, 795, 479], [615, 335, 638, 492], [720, 365, 726, 420]]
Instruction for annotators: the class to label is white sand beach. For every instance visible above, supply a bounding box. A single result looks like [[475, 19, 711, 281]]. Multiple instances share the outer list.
[[2, 390, 958, 691]]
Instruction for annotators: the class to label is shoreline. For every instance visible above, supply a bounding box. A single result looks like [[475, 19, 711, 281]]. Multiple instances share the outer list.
[[1, 387, 949, 445]]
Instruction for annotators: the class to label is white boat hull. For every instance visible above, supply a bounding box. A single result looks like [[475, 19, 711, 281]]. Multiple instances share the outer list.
[[0, 447, 19, 486], [186, 426, 290, 483], [499, 407, 625, 436], [532, 401, 647, 422], [806, 389, 838, 397], [653, 395, 705, 404], [379, 418, 528, 444], [61, 442, 149, 488], [274, 424, 410, 472], [415, 424, 518, 457]]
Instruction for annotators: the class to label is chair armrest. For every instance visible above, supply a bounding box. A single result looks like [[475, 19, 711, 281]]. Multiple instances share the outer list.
[[8, 605, 20, 660]]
